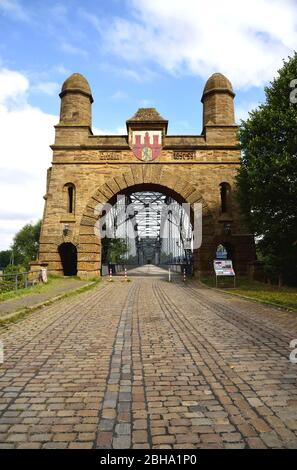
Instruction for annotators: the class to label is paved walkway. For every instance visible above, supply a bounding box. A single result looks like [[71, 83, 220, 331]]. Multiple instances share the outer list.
[[0, 278, 89, 316], [0, 265, 297, 449], [117, 264, 180, 279]]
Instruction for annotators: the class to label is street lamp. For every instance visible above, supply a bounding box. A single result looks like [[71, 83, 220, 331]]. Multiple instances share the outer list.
[[63, 224, 70, 236], [224, 223, 232, 235]]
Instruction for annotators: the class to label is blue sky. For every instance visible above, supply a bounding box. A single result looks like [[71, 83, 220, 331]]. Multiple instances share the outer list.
[[0, 0, 296, 250], [0, 0, 271, 133]]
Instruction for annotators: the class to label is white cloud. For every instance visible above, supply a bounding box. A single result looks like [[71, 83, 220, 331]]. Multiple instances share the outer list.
[[99, 62, 159, 82], [61, 42, 88, 58], [53, 64, 70, 75], [236, 101, 261, 122], [0, 0, 29, 21], [95, 0, 297, 89], [0, 68, 28, 104], [139, 99, 154, 107], [50, 3, 68, 20], [0, 68, 57, 250], [33, 81, 60, 96], [111, 90, 128, 101]]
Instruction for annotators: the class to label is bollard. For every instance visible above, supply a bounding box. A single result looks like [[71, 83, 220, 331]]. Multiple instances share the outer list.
[[124, 268, 128, 281], [109, 268, 113, 282], [168, 267, 171, 282], [183, 268, 186, 283]]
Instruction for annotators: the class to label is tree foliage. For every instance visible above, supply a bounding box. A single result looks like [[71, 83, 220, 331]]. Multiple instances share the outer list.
[[237, 53, 297, 285], [102, 238, 128, 264], [0, 250, 12, 269], [11, 220, 42, 269]]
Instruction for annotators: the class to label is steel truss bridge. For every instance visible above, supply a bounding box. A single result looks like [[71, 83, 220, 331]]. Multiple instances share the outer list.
[[102, 191, 194, 271]]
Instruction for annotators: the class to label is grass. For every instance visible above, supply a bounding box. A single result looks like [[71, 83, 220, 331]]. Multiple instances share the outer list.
[[0, 276, 88, 303], [201, 276, 297, 312]]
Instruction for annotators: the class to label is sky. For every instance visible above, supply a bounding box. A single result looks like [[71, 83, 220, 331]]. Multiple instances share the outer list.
[[0, 0, 296, 251]]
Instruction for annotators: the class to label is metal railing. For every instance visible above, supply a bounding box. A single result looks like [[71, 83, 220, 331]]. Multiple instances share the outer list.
[[0, 270, 42, 294]]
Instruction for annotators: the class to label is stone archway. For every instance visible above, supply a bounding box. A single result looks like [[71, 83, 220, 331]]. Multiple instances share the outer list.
[[77, 167, 215, 279], [59, 242, 78, 276]]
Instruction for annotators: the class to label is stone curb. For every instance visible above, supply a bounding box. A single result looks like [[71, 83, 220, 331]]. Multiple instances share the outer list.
[[0, 280, 100, 327], [197, 280, 297, 314]]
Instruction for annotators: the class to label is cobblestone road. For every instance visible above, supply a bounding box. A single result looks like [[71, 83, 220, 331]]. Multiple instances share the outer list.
[[0, 265, 297, 449]]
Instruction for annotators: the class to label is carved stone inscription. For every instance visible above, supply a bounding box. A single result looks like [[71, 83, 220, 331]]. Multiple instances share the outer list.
[[98, 152, 121, 161], [173, 152, 196, 160]]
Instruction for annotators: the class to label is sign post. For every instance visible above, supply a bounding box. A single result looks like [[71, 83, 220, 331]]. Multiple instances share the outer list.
[[213, 260, 236, 288]]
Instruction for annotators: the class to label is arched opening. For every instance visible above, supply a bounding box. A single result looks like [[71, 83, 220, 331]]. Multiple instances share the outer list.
[[220, 182, 231, 214], [77, 173, 215, 280], [99, 184, 194, 276], [59, 243, 77, 276], [64, 183, 76, 214]]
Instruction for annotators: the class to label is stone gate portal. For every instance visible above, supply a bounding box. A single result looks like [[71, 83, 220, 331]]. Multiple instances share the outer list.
[[39, 72, 256, 278]]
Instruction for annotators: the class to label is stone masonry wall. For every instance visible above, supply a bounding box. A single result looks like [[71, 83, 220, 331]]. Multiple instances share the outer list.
[[39, 73, 256, 279]]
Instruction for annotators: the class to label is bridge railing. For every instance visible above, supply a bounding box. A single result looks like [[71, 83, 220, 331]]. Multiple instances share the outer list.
[[0, 270, 44, 294]]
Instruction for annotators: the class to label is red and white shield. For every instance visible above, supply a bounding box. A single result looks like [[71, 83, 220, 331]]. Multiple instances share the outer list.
[[131, 130, 162, 161]]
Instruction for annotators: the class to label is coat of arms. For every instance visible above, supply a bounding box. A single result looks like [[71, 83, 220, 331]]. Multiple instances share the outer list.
[[131, 130, 162, 162]]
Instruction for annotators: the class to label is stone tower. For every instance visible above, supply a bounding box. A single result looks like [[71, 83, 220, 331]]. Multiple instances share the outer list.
[[201, 73, 235, 127], [59, 73, 93, 126]]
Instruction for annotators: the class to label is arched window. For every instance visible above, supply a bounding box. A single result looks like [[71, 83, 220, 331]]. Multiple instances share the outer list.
[[220, 182, 231, 214], [64, 183, 76, 214]]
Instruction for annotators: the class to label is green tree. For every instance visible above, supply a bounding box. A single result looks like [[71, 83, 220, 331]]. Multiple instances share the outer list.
[[0, 250, 12, 269], [237, 53, 297, 285], [11, 220, 42, 269], [102, 238, 128, 264]]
